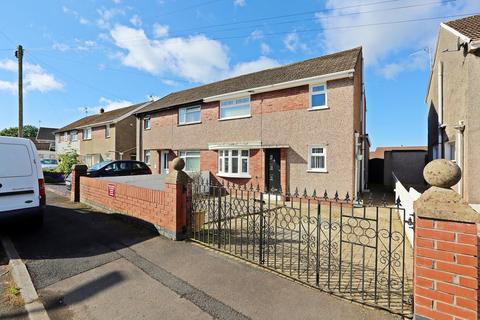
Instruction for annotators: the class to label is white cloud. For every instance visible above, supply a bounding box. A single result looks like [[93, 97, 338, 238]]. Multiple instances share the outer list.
[[379, 52, 430, 79], [62, 5, 90, 25], [110, 24, 280, 83], [52, 42, 70, 52], [161, 79, 180, 86], [315, 0, 480, 76], [81, 97, 133, 114], [234, 0, 246, 7], [229, 56, 280, 77], [110, 24, 229, 83], [97, 7, 125, 29], [130, 14, 142, 27], [249, 30, 263, 41], [153, 23, 169, 38], [260, 43, 271, 55], [0, 59, 63, 93], [283, 32, 308, 52], [52, 40, 96, 52]]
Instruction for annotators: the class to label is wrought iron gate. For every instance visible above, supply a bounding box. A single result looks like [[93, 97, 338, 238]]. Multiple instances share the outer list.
[[189, 181, 413, 318]]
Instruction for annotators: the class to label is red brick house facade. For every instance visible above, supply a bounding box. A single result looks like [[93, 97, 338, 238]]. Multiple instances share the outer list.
[[136, 47, 369, 196]]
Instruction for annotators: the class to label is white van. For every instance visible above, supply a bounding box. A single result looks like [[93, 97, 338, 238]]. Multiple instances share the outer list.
[[0, 136, 45, 225]]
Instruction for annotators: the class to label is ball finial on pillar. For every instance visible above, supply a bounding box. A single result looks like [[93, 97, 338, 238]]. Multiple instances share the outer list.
[[423, 159, 461, 188], [172, 157, 185, 171]]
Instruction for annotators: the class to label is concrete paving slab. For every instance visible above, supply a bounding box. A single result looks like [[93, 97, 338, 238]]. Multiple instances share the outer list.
[[39, 258, 211, 320]]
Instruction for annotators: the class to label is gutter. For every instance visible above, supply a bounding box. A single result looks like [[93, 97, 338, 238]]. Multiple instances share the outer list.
[[135, 69, 355, 115]]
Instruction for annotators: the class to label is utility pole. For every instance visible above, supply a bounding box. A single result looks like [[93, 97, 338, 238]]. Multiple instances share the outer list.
[[15, 45, 23, 138]]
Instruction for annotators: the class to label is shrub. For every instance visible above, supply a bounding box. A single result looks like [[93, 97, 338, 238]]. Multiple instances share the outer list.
[[58, 151, 79, 176]]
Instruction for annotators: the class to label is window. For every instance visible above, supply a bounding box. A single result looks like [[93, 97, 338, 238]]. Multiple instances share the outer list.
[[220, 97, 251, 120], [63, 132, 68, 142], [218, 149, 249, 177], [71, 131, 78, 141], [308, 145, 327, 172], [179, 106, 201, 125], [144, 116, 151, 130], [144, 150, 151, 165], [310, 84, 327, 109], [83, 127, 92, 140], [179, 151, 200, 172], [445, 141, 456, 161], [105, 125, 110, 138]]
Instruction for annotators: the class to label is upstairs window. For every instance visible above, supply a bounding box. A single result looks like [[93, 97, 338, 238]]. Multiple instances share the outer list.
[[144, 116, 151, 130], [218, 149, 249, 177], [179, 151, 200, 172], [310, 84, 327, 110], [105, 125, 111, 138], [179, 106, 201, 125], [308, 145, 327, 172], [220, 97, 251, 120], [71, 131, 78, 141], [83, 127, 92, 140]]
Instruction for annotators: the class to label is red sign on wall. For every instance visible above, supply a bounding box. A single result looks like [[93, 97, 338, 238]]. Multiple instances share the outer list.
[[107, 184, 116, 197]]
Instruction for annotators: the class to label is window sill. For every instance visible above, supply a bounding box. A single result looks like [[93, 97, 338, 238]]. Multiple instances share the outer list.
[[307, 169, 328, 173], [143, 128, 151, 131], [217, 173, 251, 179], [83, 138, 92, 141], [219, 114, 251, 121], [307, 106, 329, 111], [178, 121, 202, 126]]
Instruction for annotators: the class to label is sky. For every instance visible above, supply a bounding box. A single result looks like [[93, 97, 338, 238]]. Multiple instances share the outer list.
[[0, 0, 479, 149]]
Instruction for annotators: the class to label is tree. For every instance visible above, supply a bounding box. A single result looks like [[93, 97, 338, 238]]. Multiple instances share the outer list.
[[58, 151, 79, 176], [0, 125, 38, 138]]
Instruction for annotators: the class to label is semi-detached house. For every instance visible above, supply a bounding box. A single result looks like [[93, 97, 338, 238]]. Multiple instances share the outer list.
[[136, 47, 369, 197], [55, 102, 151, 166]]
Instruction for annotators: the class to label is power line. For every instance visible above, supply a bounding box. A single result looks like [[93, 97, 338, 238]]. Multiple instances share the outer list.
[[163, 0, 458, 39], [25, 51, 128, 101]]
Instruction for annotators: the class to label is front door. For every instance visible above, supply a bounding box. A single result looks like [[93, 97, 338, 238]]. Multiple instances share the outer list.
[[161, 151, 169, 175], [266, 149, 281, 194]]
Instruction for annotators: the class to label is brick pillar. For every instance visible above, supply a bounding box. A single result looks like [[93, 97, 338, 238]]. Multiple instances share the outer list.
[[413, 159, 479, 320], [162, 157, 192, 240], [70, 164, 88, 202]]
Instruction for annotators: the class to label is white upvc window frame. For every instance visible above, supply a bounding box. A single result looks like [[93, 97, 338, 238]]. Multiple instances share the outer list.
[[179, 150, 201, 172], [219, 96, 251, 120], [105, 124, 111, 138], [144, 150, 151, 165], [63, 132, 68, 142], [218, 149, 250, 178], [71, 131, 78, 141], [307, 145, 327, 172], [143, 116, 151, 130], [309, 83, 328, 110], [445, 141, 456, 162], [179, 105, 201, 125], [83, 127, 92, 140]]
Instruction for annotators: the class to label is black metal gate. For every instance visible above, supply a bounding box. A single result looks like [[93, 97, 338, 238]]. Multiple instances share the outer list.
[[189, 181, 413, 318]]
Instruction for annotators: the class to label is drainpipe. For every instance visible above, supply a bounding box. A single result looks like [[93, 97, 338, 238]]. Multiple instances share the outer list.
[[437, 61, 444, 158], [454, 120, 465, 196], [354, 132, 360, 197]]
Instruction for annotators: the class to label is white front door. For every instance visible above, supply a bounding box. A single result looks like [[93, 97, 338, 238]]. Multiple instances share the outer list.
[[161, 151, 169, 175]]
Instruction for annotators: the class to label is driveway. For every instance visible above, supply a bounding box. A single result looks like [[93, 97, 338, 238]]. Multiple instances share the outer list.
[[2, 191, 400, 320]]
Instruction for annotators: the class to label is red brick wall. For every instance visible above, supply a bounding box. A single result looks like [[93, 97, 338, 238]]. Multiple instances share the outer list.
[[414, 217, 479, 320], [79, 176, 188, 239]]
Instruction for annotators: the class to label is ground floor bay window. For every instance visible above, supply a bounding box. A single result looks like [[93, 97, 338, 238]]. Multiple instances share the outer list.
[[218, 149, 249, 178]]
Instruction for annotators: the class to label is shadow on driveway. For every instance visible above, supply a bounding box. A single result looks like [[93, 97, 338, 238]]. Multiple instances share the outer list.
[[0, 192, 158, 289]]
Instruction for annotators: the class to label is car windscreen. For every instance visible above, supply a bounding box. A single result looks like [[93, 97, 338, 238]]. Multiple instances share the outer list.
[[89, 160, 112, 171], [41, 159, 58, 164], [0, 143, 33, 178]]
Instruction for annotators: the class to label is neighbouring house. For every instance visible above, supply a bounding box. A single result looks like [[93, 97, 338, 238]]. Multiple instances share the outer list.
[[135, 47, 369, 196], [56, 102, 152, 167], [369, 146, 427, 190], [35, 127, 57, 159], [426, 14, 480, 211]]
